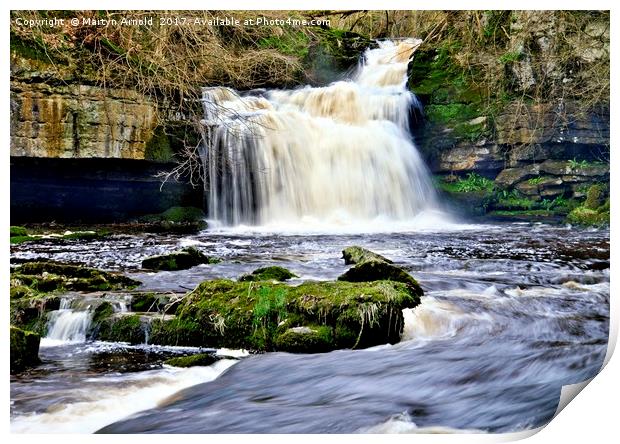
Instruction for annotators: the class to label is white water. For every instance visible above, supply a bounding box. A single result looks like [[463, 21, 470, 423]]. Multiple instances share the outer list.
[[201, 39, 445, 230], [10, 359, 237, 433], [42, 299, 92, 346]]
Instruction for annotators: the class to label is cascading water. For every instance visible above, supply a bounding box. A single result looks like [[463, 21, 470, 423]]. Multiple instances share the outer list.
[[201, 39, 440, 228], [43, 299, 92, 344]]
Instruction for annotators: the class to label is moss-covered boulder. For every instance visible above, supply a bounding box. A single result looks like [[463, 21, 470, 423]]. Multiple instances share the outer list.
[[164, 353, 219, 368], [10, 326, 41, 373], [149, 279, 420, 352], [11, 261, 140, 292], [274, 326, 333, 353], [141, 247, 220, 271], [10, 226, 28, 237], [130, 292, 171, 312], [342, 246, 392, 265], [339, 247, 424, 296], [338, 260, 423, 295], [239, 266, 298, 282], [567, 206, 610, 226], [96, 314, 147, 345]]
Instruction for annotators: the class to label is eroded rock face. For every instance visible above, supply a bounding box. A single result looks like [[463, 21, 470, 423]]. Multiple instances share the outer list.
[[10, 81, 158, 159]]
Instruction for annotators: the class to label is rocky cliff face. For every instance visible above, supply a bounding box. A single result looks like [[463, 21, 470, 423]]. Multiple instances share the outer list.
[[408, 11, 609, 202], [11, 81, 158, 159]]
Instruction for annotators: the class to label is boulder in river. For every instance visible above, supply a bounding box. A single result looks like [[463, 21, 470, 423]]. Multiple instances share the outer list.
[[339, 246, 423, 295], [10, 326, 40, 373], [141, 247, 220, 271], [342, 246, 392, 265], [148, 278, 420, 352], [239, 266, 298, 282]]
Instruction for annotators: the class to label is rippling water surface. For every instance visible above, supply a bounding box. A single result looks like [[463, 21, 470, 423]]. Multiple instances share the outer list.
[[10, 222, 610, 433]]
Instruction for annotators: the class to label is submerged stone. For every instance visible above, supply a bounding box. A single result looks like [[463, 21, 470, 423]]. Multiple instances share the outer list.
[[10, 326, 40, 373], [141, 247, 220, 271], [239, 266, 298, 282], [342, 246, 392, 265]]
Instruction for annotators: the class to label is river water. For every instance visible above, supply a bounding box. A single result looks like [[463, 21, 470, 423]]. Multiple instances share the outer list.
[[10, 221, 610, 433]]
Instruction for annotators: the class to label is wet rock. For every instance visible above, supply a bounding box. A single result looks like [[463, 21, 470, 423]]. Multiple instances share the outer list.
[[338, 260, 423, 296], [11, 261, 140, 292], [239, 266, 298, 282], [164, 353, 220, 368], [342, 246, 392, 265], [148, 279, 419, 352], [130, 292, 171, 312], [10, 326, 40, 373], [141, 247, 219, 271], [495, 165, 540, 188], [274, 326, 334, 353], [96, 314, 147, 345]]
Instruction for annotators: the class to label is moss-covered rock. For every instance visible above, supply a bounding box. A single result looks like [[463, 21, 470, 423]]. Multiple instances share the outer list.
[[567, 206, 610, 226], [274, 326, 334, 353], [10, 226, 28, 237], [584, 184, 604, 209], [96, 314, 147, 345], [141, 247, 220, 271], [239, 266, 298, 282], [338, 260, 423, 295], [342, 246, 392, 265], [164, 353, 219, 368], [11, 261, 140, 292], [130, 293, 171, 312], [149, 278, 419, 352], [10, 326, 41, 373]]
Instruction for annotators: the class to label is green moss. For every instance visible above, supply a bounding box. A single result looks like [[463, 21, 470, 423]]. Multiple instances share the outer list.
[[161, 206, 205, 222], [92, 302, 114, 324], [96, 315, 146, 344], [10, 326, 41, 373], [342, 246, 392, 265], [338, 260, 423, 296], [151, 278, 419, 351], [498, 51, 522, 64], [141, 247, 219, 271], [144, 126, 174, 162], [274, 326, 334, 353], [62, 231, 103, 240], [10, 226, 28, 237], [164, 353, 219, 368], [584, 184, 604, 209], [566, 206, 609, 226], [239, 266, 298, 282], [11, 261, 140, 293], [10, 235, 37, 244], [258, 31, 310, 58]]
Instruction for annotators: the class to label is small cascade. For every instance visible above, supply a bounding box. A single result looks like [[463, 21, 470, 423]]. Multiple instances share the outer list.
[[201, 39, 441, 228], [44, 299, 92, 344]]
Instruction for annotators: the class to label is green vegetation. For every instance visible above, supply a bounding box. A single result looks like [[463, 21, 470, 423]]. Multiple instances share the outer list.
[[147, 278, 420, 352], [144, 125, 174, 162], [96, 315, 146, 344], [498, 51, 521, 64], [258, 31, 310, 58], [137, 206, 207, 233], [437, 173, 495, 194], [342, 246, 392, 265], [274, 326, 334, 353], [10, 326, 41, 373], [164, 353, 219, 368], [11, 261, 140, 293], [10, 226, 28, 237], [239, 266, 298, 282], [566, 184, 609, 226]]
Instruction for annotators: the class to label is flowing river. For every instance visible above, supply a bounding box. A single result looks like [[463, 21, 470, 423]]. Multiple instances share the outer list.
[[9, 38, 610, 433], [10, 222, 610, 433]]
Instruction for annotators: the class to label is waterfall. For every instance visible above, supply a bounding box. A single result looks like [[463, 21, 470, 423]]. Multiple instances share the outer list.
[[201, 39, 441, 229], [43, 299, 92, 345]]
